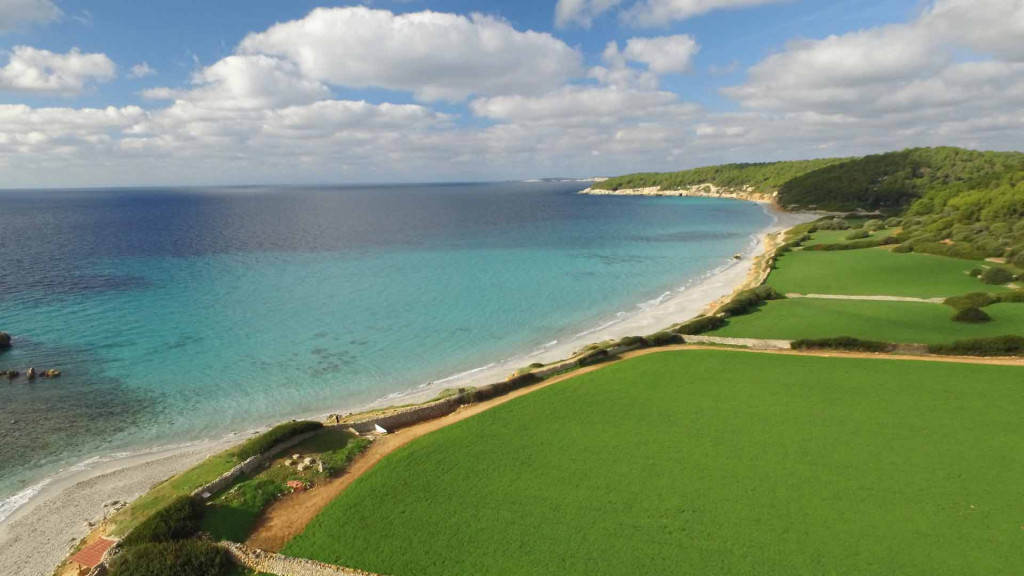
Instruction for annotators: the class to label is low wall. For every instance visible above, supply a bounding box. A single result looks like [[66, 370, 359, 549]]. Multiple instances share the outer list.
[[682, 335, 791, 350], [220, 541, 380, 576], [191, 430, 319, 499], [345, 395, 464, 434]]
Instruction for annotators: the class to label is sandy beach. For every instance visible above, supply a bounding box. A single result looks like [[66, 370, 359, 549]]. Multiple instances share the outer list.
[[0, 200, 816, 576]]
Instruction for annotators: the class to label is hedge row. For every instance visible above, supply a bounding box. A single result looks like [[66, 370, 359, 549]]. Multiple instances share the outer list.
[[233, 420, 323, 461], [945, 290, 1024, 309], [675, 315, 726, 335], [120, 496, 202, 548], [806, 236, 898, 251], [927, 335, 1024, 357], [791, 337, 893, 353], [716, 286, 782, 317], [108, 540, 233, 576]]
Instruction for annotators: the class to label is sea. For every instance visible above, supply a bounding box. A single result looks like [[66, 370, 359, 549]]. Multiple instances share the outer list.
[[0, 182, 773, 521]]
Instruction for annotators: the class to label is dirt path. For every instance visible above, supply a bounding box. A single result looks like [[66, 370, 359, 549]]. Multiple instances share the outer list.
[[245, 345, 1022, 551], [786, 293, 946, 303]]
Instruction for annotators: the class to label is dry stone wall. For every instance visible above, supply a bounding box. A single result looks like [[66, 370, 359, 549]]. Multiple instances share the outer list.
[[220, 541, 382, 576], [682, 334, 791, 350], [191, 430, 319, 498]]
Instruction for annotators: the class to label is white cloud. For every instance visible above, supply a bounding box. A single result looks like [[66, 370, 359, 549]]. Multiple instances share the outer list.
[[622, 0, 787, 27], [128, 62, 156, 78], [470, 85, 689, 122], [922, 0, 1024, 62], [555, 0, 622, 28], [0, 0, 61, 31], [238, 6, 582, 102], [587, 41, 660, 90], [622, 35, 699, 74], [0, 104, 144, 153], [0, 46, 116, 94]]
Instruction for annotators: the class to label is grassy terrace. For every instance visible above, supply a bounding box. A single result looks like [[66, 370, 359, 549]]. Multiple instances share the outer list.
[[712, 299, 1024, 344], [284, 350, 1024, 576], [767, 248, 1010, 298]]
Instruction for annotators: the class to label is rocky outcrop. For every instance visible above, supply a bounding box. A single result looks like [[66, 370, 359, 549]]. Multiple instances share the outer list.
[[0, 332, 10, 349], [25, 367, 36, 380], [580, 183, 776, 203]]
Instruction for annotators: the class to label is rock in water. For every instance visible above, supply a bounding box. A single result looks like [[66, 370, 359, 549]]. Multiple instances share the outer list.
[[26, 367, 36, 380], [0, 332, 10, 349]]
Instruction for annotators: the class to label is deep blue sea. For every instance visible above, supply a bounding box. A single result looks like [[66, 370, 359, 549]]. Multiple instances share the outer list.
[[0, 182, 771, 515]]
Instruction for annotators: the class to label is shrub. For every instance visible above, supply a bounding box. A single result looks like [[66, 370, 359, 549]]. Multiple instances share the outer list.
[[846, 229, 870, 240], [884, 217, 902, 228], [968, 268, 982, 277], [615, 335, 648, 348], [108, 540, 233, 576], [577, 348, 610, 366], [928, 335, 1024, 357], [320, 436, 371, 476], [791, 337, 893, 353], [951, 307, 992, 323], [121, 496, 202, 547], [234, 420, 323, 461], [675, 315, 726, 335], [863, 219, 886, 231], [816, 218, 850, 230], [891, 243, 913, 253], [717, 286, 782, 317], [996, 291, 1024, 303], [645, 331, 682, 347], [944, 292, 998, 309], [980, 267, 1015, 285]]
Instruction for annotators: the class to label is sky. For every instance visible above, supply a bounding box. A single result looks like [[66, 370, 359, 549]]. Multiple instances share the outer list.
[[0, 0, 1021, 188]]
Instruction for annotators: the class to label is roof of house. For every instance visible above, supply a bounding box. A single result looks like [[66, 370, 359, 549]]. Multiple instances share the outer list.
[[69, 537, 116, 568]]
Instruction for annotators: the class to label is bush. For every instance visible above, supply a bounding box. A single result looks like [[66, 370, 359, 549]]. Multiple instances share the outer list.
[[928, 335, 1024, 357], [234, 420, 323, 461], [980, 267, 1015, 285], [816, 218, 850, 230], [320, 436, 371, 476], [884, 217, 902, 228], [996, 290, 1024, 303], [944, 292, 998, 309], [968, 268, 982, 277], [717, 286, 782, 317], [577, 348, 610, 366], [121, 496, 202, 547], [675, 315, 726, 335], [615, 335, 648, 348], [791, 337, 893, 353], [109, 540, 233, 576], [951, 307, 992, 323], [846, 229, 870, 240], [891, 243, 913, 253], [645, 331, 682, 347], [863, 219, 886, 231]]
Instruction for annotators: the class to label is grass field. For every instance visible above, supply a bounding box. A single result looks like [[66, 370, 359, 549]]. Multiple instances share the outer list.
[[711, 299, 1024, 344], [805, 228, 894, 246], [767, 248, 1006, 297], [283, 350, 1024, 576]]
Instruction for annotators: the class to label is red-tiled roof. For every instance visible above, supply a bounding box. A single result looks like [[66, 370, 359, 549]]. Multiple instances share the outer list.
[[69, 537, 116, 568]]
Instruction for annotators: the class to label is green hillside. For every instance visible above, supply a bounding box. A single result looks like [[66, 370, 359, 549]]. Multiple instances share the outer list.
[[593, 157, 849, 193]]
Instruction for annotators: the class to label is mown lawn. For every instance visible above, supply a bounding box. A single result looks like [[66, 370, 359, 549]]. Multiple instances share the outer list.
[[711, 299, 1024, 344], [767, 248, 1006, 297], [284, 350, 1024, 576], [805, 228, 894, 246]]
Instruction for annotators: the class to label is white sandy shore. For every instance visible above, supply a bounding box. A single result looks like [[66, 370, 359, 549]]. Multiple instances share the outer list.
[[0, 200, 816, 576]]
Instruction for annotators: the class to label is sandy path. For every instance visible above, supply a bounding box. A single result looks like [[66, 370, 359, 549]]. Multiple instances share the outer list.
[[246, 345, 1022, 551]]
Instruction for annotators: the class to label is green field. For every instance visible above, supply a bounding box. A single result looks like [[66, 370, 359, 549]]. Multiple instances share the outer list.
[[284, 350, 1024, 576], [712, 299, 1024, 344], [768, 248, 1005, 297], [804, 227, 894, 246]]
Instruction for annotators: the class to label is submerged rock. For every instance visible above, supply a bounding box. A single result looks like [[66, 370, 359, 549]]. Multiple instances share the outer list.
[[42, 369, 61, 378], [0, 332, 10, 349]]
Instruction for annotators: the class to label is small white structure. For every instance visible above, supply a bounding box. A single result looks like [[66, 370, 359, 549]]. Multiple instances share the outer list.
[[374, 423, 389, 434]]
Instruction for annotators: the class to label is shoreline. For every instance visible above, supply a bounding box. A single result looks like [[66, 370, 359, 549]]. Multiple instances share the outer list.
[[0, 199, 815, 576]]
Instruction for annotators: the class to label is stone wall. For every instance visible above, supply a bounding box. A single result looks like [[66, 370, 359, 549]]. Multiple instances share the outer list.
[[220, 541, 380, 576], [190, 430, 319, 499], [682, 334, 792, 350], [345, 396, 464, 434]]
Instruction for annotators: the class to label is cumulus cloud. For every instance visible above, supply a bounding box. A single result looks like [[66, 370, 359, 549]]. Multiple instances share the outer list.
[[128, 62, 156, 78], [470, 86, 690, 123], [0, 104, 144, 154], [554, 0, 622, 28], [622, 35, 699, 74], [238, 6, 582, 102], [0, 46, 116, 94], [0, 0, 61, 31]]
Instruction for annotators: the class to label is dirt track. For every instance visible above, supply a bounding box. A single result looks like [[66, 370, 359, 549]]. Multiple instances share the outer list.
[[245, 345, 1023, 551]]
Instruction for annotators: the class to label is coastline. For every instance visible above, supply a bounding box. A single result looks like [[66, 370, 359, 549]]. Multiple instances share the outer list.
[[0, 199, 816, 576]]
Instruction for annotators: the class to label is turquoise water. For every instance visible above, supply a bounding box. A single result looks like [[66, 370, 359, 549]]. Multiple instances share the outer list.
[[0, 183, 771, 513]]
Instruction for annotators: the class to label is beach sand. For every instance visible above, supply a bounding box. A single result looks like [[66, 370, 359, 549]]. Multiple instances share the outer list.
[[0, 202, 816, 576]]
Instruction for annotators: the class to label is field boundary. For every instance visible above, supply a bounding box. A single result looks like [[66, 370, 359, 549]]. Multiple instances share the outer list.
[[787, 293, 945, 303], [220, 541, 379, 576]]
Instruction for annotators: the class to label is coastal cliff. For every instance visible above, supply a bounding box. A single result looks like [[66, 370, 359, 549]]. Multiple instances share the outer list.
[[579, 183, 776, 203]]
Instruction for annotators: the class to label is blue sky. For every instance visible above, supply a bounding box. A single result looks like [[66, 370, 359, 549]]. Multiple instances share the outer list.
[[0, 0, 1020, 187]]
